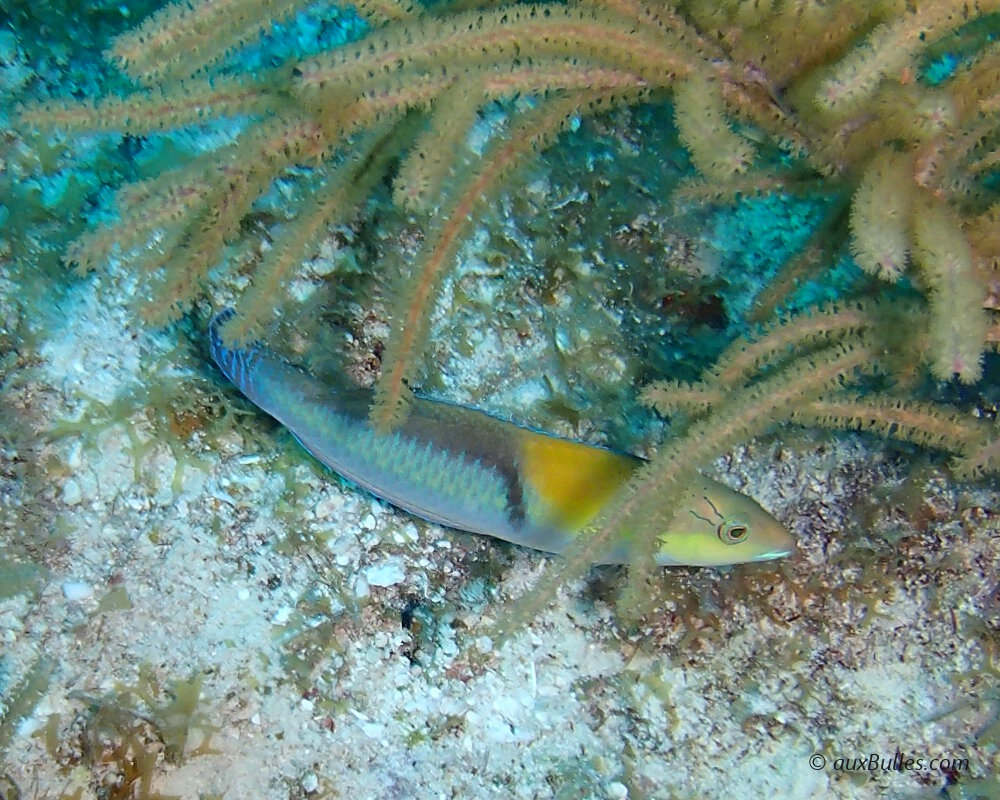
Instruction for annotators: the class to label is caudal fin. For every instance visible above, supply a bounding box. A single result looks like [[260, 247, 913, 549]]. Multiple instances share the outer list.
[[208, 308, 263, 394]]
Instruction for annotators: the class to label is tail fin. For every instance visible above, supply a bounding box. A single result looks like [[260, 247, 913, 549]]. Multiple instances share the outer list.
[[209, 308, 263, 395]]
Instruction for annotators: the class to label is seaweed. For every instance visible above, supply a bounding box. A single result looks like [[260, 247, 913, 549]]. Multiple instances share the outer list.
[[36, 667, 220, 800], [0, 657, 53, 761]]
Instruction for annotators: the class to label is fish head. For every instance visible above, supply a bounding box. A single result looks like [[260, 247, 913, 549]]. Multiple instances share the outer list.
[[654, 476, 795, 567]]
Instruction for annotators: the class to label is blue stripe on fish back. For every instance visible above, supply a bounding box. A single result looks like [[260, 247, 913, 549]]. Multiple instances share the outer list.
[[209, 308, 265, 395]]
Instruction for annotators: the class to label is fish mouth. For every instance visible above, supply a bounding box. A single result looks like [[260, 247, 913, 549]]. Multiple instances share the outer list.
[[753, 547, 796, 562]]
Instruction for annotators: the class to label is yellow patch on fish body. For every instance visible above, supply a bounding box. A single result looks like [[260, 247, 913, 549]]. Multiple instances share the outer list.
[[515, 429, 635, 532]]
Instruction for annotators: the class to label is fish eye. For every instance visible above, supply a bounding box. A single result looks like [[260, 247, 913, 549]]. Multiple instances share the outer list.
[[717, 518, 750, 545]]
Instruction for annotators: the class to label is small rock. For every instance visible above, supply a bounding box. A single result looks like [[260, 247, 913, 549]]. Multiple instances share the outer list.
[[360, 722, 384, 739], [62, 580, 93, 602], [364, 558, 405, 587], [271, 606, 293, 625], [401, 522, 419, 542], [65, 440, 83, 469], [62, 478, 82, 506], [301, 772, 319, 794], [606, 782, 628, 800]]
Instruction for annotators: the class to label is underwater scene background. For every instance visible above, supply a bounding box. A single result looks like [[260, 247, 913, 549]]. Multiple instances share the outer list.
[[1, 0, 1000, 797]]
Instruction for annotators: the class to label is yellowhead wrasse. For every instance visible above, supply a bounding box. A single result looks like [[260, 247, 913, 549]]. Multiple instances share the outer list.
[[209, 310, 795, 566]]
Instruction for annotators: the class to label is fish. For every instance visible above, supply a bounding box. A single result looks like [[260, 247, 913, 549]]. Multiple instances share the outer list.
[[209, 309, 795, 566]]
